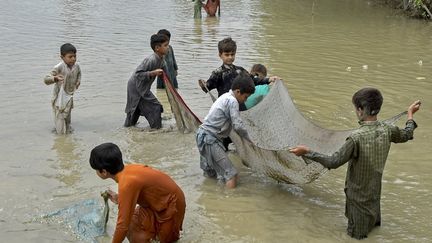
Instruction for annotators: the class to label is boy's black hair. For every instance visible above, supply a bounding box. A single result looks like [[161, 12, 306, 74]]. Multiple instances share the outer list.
[[250, 64, 267, 77], [218, 37, 237, 54], [150, 33, 169, 51], [89, 143, 124, 175], [157, 29, 171, 39], [352, 87, 383, 116], [60, 43, 77, 56], [231, 73, 255, 95]]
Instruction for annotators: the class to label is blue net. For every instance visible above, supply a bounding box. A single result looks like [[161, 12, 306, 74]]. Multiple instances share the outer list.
[[42, 198, 108, 243]]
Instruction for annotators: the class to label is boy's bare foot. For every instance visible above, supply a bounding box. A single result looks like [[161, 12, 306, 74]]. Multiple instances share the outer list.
[[225, 175, 237, 189]]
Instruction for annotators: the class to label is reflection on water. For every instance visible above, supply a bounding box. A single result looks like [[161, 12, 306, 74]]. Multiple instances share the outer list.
[[0, 0, 431, 242], [51, 136, 82, 186]]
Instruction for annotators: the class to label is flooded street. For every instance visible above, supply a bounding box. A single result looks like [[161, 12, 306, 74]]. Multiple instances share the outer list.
[[0, 0, 431, 242]]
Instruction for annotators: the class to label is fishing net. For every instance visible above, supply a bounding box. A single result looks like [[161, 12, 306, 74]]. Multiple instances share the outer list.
[[229, 81, 346, 183], [42, 195, 109, 243], [163, 76, 406, 184], [162, 73, 202, 133]]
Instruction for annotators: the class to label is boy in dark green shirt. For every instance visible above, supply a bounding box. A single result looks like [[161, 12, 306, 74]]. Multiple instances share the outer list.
[[290, 87, 421, 239]]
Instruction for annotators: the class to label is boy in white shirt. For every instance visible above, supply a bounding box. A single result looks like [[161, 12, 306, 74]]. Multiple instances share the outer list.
[[44, 43, 81, 134], [196, 74, 255, 188]]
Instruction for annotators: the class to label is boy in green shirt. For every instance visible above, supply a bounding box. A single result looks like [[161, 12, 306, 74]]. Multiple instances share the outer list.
[[290, 87, 421, 239]]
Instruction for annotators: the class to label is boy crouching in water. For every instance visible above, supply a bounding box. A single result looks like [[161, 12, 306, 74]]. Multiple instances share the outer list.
[[90, 143, 186, 243], [196, 74, 255, 188], [290, 87, 421, 239], [44, 43, 81, 134]]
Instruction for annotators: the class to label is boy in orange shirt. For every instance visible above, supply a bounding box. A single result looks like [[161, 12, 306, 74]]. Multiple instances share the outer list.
[[90, 143, 186, 243]]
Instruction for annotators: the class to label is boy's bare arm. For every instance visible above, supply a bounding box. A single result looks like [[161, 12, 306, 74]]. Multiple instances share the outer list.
[[289, 145, 309, 156], [391, 100, 421, 143], [268, 76, 281, 82], [106, 189, 119, 204], [407, 100, 421, 120]]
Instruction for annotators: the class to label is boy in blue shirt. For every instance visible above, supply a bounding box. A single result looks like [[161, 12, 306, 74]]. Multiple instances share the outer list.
[[196, 74, 255, 188]]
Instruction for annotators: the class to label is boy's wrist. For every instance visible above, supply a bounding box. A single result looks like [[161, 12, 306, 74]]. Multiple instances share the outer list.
[[407, 112, 413, 120]]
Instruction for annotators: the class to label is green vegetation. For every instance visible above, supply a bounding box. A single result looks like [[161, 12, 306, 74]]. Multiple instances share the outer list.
[[385, 0, 432, 19]]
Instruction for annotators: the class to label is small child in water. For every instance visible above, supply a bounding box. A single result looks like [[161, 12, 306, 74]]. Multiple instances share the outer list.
[[44, 43, 81, 134]]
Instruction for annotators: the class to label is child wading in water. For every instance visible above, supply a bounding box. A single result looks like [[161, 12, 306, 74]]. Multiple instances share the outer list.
[[156, 29, 178, 89], [198, 37, 246, 98], [198, 37, 247, 150], [155, 29, 179, 120], [290, 88, 421, 239], [124, 33, 169, 129], [244, 64, 281, 110], [196, 74, 255, 188], [203, 0, 220, 17], [44, 43, 81, 134]]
